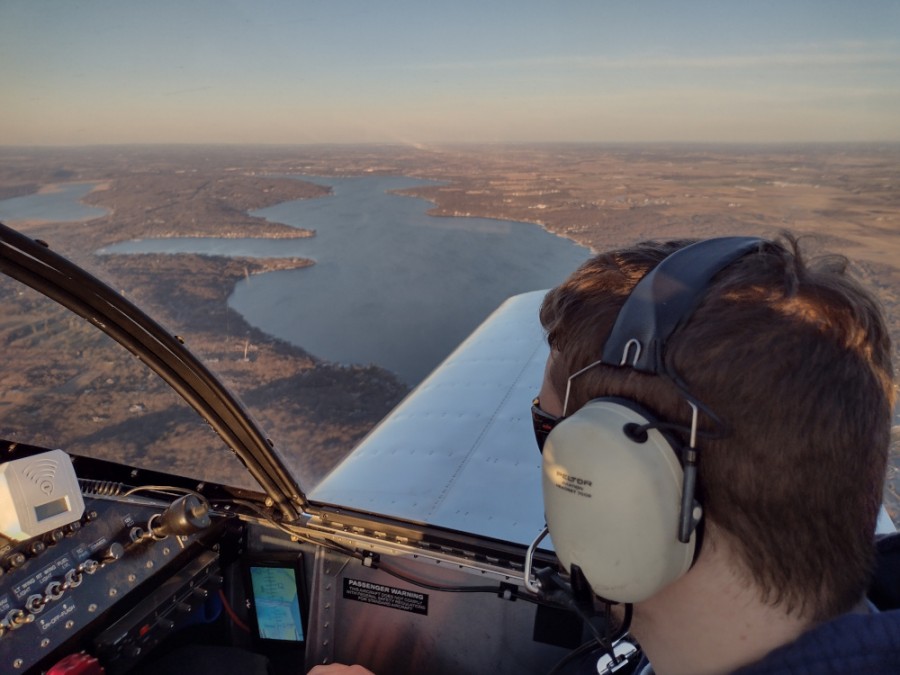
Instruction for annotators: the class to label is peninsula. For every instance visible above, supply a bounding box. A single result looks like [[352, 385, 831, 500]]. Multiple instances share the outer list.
[[0, 144, 897, 515]]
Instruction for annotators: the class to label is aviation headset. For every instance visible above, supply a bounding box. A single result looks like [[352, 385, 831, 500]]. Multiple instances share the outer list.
[[541, 236, 766, 604]]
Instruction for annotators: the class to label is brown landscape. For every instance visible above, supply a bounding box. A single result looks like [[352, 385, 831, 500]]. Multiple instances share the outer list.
[[0, 143, 898, 520]]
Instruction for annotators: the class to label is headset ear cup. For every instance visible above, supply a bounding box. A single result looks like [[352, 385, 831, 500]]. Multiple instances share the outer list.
[[541, 398, 696, 603]]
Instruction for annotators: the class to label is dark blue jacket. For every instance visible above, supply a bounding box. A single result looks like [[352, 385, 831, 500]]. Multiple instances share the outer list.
[[730, 608, 900, 674], [629, 609, 900, 675]]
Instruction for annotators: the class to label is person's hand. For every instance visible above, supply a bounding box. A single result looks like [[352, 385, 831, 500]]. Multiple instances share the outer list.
[[307, 665, 375, 675]]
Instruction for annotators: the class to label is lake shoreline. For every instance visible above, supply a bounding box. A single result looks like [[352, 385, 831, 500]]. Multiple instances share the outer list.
[[0, 145, 897, 520], [0, 175, 411, 488]]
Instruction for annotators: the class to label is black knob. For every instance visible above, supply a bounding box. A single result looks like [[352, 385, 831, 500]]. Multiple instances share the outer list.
[[150, 495, 211, 538], [123, 644, 142, 659], [102, 542, 125, 563], [4, 552, 26, 569], [44, 529, 64, 545]]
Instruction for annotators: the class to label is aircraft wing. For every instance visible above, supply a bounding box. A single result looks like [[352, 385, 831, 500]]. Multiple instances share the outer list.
[[310, 290, 551, 548]]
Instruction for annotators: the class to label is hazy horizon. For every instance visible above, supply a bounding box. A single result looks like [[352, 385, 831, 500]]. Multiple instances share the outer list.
[[2, 1, 899, 146], [4, 140, 900, 151]]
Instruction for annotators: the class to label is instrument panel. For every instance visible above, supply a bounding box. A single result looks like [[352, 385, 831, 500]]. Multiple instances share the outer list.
[[0, 451, 230, 674], [0, 448, 601, 675]]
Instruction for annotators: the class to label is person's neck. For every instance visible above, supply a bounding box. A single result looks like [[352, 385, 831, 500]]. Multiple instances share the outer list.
[[630, 538, 813, 675]]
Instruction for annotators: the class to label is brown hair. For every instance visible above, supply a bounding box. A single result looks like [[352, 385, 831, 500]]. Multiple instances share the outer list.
[[540, 235, 895, 621]]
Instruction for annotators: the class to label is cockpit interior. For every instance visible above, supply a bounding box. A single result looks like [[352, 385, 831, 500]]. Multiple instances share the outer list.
[[1, 222, 897, 675]]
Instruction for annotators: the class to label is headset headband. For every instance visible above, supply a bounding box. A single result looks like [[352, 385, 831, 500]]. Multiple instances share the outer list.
[[604, 236, 764, 542], [601, 237, 765, 376]]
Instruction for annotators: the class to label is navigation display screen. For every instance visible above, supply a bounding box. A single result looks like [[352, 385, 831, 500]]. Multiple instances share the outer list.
[[249, 564, 305, 642]]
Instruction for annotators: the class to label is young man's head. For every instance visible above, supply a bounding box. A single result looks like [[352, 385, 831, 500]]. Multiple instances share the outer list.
[[539, 235, 895, 622]]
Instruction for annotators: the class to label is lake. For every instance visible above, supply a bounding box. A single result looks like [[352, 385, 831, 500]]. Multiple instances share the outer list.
[[38, 175, 592, 384], [0, 183, 108, 223]]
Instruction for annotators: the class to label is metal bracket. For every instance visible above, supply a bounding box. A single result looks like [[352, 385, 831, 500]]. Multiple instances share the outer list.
[[306, 546, 351, 669]]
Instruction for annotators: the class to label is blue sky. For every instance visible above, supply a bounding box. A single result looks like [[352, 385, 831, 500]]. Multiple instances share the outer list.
[[2, 0, 899, 145]]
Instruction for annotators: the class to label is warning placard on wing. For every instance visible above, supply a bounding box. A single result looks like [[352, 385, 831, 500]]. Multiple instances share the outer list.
[[343, 578, 429, 615]]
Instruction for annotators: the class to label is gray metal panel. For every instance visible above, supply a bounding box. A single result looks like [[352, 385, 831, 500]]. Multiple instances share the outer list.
[[310, 291, 549, 547], [305, 547, 570, 675]]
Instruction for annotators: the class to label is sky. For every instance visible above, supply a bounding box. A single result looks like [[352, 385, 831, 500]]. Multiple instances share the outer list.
[[2, 0, 899, 145]]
